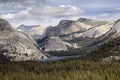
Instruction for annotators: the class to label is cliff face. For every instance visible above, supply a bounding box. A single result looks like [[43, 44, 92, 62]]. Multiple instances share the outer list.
[[17, 24, 47, 40], [41, 36, 68, 52], [0, 18, 47, 61]]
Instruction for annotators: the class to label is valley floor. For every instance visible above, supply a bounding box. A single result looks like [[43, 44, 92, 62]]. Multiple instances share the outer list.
[[0, 59, 120, 80]]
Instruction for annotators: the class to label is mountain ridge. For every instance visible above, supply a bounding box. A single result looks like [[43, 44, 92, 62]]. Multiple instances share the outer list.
[[0, 18, 47, 61], [16, 18, 120, 58]]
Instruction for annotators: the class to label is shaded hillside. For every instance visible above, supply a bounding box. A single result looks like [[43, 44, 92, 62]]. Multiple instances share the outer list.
[[87, 37, 120, 60]]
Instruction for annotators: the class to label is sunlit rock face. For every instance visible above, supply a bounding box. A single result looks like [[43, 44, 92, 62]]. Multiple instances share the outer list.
[[17, 24, 47, 40], [37, 18, 114, 52], [41, 36, 68, 52], [0, 18, 47, 61]]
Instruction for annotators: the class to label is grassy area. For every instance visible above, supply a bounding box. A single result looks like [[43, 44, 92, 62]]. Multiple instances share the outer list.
[[0, 59, 120, 80]]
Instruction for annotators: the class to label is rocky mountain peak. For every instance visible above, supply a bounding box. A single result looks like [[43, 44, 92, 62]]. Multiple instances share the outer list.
[[0, 18, 14, 31], [17, 24, 47, 39], [41, 36, 68, 52], [77, 18, 91, 22], [58, 20, 74, 27], [17, 24, 41, 31]]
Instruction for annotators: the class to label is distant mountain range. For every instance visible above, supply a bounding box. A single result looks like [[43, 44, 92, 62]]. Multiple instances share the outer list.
[[18, 18, 115, 53], [1, 17, 120, 61], [36, 18, 115, 54]]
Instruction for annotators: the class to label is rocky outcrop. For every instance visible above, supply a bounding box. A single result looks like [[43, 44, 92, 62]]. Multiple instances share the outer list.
[[61, 21, 114, 40], [0, 18, 47, 61], [97, 19, 120, 42], [41, 36, 68, 52], [17, 24, 47, 39], [107, 19, 120, 38]]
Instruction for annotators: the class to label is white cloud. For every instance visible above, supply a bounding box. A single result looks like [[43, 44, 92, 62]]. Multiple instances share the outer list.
[[1, 8, 31, 20], [85, 13, 120, 20], [29, 5, 84, 17], [1, 13, 15, 19], [1, 5, 84, 20], [0, 5, 84, 27], [99, 13, 110, 17]]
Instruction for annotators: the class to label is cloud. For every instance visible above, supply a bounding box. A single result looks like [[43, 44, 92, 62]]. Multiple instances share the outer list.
[[0, 0, 46, 8], [99, 13, 110, 17], [1, 5, 84, 20], [0, 5, 84, 27], [0, 0, 46, 14], [0, 8, 31, 20], [84, 13, 120, 20], [0, 0, 44, 4], [114, 8, 120, 10], [29, 5, 84, 18], [0, 0, 120, 28]]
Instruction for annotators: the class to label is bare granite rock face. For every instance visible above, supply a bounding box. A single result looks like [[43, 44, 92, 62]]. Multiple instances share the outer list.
[[37, 18, 114, 52], [17, 24, 47, 40], [0, 18, 47, 61], [77, 18, 108, 26], [35, 18, 114, 53], [43, 18, 114, 39], [42, 36, 68, 52]]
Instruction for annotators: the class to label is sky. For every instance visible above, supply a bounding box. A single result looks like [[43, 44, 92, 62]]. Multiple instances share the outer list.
[[0, 0, 120, 28]]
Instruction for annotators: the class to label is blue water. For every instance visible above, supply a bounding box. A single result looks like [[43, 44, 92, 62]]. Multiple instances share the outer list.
[[38, 55, 81, 62]]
